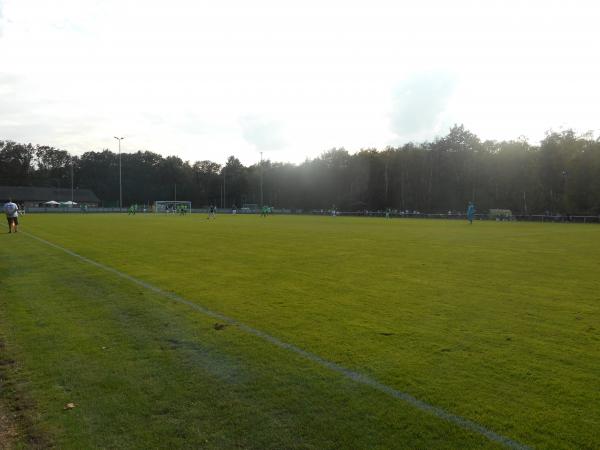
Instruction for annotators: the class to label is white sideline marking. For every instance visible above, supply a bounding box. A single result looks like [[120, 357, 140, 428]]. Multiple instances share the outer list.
[[25, 231, 530, 450]]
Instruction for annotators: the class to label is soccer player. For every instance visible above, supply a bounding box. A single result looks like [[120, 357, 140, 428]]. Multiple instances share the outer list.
[[208, 204, 216, 219], [467, 201, 476, 224], [3, 199, 19, 233]]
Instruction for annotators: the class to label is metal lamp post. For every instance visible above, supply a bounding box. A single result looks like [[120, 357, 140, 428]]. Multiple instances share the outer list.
[[71, 156, 74, 204], [114, 136, 125, 209], [260, 151, 263, 207]]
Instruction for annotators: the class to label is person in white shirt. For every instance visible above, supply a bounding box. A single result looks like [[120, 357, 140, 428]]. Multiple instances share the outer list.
[[3, 199, 19, 233]]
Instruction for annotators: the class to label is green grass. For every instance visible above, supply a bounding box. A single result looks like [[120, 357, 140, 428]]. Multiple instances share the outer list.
[[1, 214, 599, 449]]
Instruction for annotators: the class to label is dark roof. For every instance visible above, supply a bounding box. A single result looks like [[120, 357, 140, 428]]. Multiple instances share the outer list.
[[0, 186, 100, 203]]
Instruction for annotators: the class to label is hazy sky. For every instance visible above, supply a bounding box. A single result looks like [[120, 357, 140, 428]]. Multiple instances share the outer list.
[[1, 0, 599, 165]]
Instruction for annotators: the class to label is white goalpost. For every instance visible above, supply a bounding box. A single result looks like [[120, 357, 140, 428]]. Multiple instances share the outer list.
[[154, 200, 192, 214]]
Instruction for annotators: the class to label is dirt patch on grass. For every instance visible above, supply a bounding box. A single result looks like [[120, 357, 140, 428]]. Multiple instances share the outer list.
[[0, 403, 19, 450], [0, 338, 51, 449], [0, 340, 19, 449]]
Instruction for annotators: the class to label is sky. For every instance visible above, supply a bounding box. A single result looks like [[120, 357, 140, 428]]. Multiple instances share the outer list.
[[1, 0, 599, 165]]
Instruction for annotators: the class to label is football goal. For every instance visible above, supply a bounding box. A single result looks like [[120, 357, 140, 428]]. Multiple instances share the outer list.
[[154, 201, 192, 214]]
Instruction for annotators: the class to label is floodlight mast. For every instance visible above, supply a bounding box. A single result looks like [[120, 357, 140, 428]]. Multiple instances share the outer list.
[[71, 156, 74, 203], [114, 136, 125, 210], [260, 151, 263, 208]]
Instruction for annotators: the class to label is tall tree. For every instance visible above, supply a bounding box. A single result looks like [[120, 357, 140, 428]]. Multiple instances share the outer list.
[[3, 126, 600, 214]]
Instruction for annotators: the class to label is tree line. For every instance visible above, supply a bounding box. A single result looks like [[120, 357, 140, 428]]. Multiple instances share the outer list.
[[1, 125, 600, 214]]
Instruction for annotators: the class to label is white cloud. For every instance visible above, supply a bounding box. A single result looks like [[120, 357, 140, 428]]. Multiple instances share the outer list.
[[240, 115, 286, 152], [1, 0, 600, 163], [389, 71, 457, 142]]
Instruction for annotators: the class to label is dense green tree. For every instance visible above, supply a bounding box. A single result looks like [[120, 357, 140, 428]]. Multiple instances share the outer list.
[[3, 127, 600, 214], [222, 156, 246, 208], [0, 141, 35, 186]]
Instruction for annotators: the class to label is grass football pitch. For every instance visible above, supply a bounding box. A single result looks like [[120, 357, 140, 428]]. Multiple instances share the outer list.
[[1, 214, 599, 449]]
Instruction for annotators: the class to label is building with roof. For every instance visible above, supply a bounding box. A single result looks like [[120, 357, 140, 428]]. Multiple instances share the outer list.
[[0, 186, 100, 207]]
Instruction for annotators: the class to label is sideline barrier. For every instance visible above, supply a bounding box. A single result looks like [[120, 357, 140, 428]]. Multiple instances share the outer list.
[[311, 210, 600, 223], [24, 207, 600, 223]]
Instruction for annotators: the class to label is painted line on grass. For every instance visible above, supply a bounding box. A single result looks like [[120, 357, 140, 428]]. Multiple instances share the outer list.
[[25, 231, 530, 450]]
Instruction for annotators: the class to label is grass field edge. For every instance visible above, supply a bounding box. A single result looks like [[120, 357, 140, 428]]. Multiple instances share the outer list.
[[23, 230, 533, 450]]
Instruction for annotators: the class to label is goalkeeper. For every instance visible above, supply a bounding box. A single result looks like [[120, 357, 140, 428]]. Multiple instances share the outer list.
[[466, 202, 475, 224]]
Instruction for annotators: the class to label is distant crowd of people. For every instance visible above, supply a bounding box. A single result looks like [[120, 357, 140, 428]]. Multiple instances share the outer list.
[[314, 203, 478, 223], [3, 198, 487, 233]]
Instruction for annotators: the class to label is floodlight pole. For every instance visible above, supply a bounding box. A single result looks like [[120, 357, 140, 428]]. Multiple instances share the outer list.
[[260, 151, 263, 207], [71, 156, 74, 203], [562, 170, 569, 213], [114, 136, 125, 210], [223, 167, 226, 209]]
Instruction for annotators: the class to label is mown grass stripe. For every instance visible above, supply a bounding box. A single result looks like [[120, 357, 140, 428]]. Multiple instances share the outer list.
[[24, 231, 531, 450]]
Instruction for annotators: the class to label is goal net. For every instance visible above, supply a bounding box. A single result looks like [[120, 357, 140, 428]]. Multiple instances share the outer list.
[[154, 201, 192, 214]]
